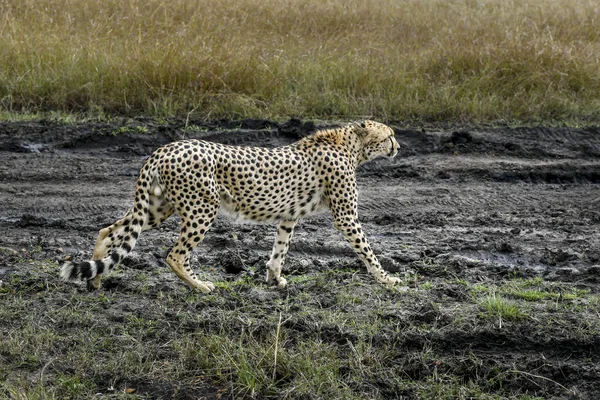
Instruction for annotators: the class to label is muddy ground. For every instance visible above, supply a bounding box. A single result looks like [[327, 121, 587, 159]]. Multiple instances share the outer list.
[[0, 118, 599, 399]]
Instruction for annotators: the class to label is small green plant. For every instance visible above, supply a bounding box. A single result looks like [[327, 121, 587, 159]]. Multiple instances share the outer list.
[[521, 277, 544, 287], [56, 375, 96, 397], [479, 294, 525, 323], [507, 289, 556, 302], [470, 284, 489, 296], [455, 278, 469, 286], [182, 124, 208, 133], [110, 126, 130, 136], [502, 279, 590, 302], [336, 289, 364, 305], [135, 125, 148, 133], [110, 125, 148, 136]]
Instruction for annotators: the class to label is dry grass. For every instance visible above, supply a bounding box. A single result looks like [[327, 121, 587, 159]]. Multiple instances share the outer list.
[[1, 0, 599, 123]]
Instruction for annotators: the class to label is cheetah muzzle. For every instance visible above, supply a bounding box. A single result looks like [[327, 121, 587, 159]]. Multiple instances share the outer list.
[[60, 120, 403, 292]]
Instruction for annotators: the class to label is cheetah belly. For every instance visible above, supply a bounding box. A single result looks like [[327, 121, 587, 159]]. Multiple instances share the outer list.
[[217, 184, 328, 223]]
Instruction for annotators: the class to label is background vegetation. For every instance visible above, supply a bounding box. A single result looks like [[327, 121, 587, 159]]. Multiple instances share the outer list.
[[1, 0, 599, 123]]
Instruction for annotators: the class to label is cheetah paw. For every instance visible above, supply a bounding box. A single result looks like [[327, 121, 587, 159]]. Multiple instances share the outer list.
[[197, 281, 215, 293], [276, 277, 287, 289], [380, 276, 402, 285]]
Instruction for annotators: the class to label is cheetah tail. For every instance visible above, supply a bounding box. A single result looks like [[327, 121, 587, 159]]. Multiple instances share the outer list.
[[59, 226, 141, 284], [60, 185, 152, 284]]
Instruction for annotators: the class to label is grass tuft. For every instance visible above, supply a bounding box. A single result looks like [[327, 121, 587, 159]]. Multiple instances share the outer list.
[[479, 294, 525, 322]]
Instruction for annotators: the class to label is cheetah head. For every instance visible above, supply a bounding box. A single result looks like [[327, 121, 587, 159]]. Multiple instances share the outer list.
[[353, 120, 399, 164]]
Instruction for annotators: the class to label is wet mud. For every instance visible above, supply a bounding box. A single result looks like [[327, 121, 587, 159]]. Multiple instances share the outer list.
[[1, 119, 599, 399]]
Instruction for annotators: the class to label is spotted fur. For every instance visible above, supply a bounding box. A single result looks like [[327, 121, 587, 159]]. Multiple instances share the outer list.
[[60, 120, 402, 292]]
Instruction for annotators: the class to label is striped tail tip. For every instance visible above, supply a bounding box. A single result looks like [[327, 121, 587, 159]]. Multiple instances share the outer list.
[[60, 260, 96, 282], [60, 261, 77, 282]]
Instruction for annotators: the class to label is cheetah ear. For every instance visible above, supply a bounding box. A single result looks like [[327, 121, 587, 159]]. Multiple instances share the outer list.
[[352, 121, 369, 139]]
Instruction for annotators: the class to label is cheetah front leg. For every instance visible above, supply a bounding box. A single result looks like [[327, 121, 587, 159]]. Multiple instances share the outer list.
[[333, 215, 401, 285], [266, 220, 298, 289]]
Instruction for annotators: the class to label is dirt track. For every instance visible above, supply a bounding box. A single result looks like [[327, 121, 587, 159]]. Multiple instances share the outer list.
[[1, 119, 599, 399]]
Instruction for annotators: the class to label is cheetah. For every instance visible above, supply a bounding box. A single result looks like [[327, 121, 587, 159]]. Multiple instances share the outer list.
[[60, 120, 402, 292]]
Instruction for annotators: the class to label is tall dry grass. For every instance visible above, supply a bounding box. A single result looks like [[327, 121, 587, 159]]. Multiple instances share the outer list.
[[1, 0, 599, 122]]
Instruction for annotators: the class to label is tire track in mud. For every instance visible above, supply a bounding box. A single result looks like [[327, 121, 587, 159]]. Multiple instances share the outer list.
[[26, 203, 123, 217], [0, 152, 142, 182], [357, 183, 598, 216], [513, 126, 600, 151], [357, 197, 406, 213], [467, 127, 600, 157]]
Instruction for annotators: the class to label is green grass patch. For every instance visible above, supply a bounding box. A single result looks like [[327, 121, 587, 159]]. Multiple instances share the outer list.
[[478, 294, 526, 322], [501, 278, 590, 302]]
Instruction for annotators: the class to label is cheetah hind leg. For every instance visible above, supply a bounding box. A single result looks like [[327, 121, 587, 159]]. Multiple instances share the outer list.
[[86, 193, 175, 290], [87, 211, 134, 290], [166, 204, 219, 293]]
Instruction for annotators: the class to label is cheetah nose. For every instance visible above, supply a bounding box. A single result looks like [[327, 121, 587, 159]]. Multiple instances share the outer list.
[[392, 139, 407, 157]]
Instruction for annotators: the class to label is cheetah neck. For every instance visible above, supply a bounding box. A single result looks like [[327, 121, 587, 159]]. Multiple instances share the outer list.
[[300, 128, 365, 167]]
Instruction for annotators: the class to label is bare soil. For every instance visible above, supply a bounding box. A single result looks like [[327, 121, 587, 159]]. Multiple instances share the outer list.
[[0, 118, 599, 399]]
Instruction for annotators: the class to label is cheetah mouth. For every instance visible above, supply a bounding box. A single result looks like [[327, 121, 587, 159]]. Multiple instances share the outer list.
[[387, 137, 397, 158]]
